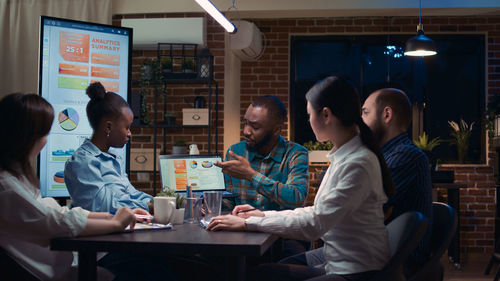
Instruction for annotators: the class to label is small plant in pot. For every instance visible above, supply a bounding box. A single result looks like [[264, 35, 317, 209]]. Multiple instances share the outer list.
[[413, 131, 441, 170], [303, 141, 333, 163], [172, 139, 187, 155], [164, 112, 176, 126], [485, 94, 500, 138], [155, 188, 185, 209], [154, 188, 185, 224], [160, 57, 173, 74], [182, 57, 195, 73], [448, 119, 474, 164]]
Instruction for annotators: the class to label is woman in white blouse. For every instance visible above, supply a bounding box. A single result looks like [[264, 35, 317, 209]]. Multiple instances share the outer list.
[[0, 93, 151, 281], [207, 76, 395, 281]]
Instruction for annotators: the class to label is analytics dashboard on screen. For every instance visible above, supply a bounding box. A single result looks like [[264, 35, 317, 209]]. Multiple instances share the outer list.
[[38, 16, 132, 197]]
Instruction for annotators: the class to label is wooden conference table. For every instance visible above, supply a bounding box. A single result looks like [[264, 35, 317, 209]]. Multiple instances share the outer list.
[[50, 223, 279, 281]]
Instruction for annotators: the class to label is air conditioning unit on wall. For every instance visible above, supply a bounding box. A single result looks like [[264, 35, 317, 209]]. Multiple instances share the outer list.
[[229, 21, 264, 61], [121, 18, 206, 49]]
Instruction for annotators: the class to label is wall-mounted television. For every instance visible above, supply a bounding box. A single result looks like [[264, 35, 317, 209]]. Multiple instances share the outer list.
[[38, 16, 132, 197]]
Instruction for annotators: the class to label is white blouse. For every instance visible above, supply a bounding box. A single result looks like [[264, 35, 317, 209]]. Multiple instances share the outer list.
[[0, 170, 89, 281], [246, 136, 390, 274]]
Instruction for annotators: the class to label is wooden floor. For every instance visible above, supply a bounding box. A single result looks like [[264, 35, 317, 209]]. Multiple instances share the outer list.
[[443, 252, 493, 281]]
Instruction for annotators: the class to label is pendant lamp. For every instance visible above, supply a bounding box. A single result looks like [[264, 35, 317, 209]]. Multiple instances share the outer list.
[[404, 0, 437, 57]]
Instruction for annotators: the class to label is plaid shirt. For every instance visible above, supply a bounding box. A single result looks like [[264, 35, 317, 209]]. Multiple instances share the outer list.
[[223, 136, 309, 211]]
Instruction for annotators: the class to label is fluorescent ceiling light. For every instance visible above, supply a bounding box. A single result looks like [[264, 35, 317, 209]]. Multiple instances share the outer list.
[[195, 0, 237, 33]]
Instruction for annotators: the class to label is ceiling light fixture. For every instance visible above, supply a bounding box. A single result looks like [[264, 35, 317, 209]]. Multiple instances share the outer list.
[[195, 0, 237, 33], [404, 0, 437, 57]]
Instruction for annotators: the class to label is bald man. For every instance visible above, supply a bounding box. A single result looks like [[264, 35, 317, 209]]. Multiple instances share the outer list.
[[362, 88, 433, 276]]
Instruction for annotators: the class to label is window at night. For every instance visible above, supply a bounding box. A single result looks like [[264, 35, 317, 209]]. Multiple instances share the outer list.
[[291, 34, 485, 163]]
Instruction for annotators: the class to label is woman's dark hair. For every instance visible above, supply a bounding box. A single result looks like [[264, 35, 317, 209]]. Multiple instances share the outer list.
[[0, 93, 54, 186], [305, 76, 395, 197], [86, 82, 130, 130]]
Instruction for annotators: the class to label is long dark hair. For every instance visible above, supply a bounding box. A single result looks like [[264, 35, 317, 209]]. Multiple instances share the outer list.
[[305, 76, 395, 197], [0, 93, 54, 186], [86, 82, 129, 130]]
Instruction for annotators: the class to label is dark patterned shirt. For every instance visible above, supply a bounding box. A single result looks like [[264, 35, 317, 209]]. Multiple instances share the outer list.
[[383, 132, 433, 262], [223, 136, 309, 211]]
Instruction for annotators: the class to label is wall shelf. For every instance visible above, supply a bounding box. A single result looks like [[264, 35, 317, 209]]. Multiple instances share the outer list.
[[133, 124, 209, 129], [135, 43, 218, 195]]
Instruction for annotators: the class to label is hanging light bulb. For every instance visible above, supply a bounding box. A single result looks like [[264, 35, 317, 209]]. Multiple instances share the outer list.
[[404, 0, 437, 57]]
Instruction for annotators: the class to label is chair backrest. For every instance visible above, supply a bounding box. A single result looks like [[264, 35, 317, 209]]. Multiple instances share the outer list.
[[0, 246, 41, 281], [369, 211, 428, 281], [408, 202, 457, 281]]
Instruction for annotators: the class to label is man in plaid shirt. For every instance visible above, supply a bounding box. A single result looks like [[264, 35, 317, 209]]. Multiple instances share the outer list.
[[216, 95, 310, 257], [216, 95, 309, 211]]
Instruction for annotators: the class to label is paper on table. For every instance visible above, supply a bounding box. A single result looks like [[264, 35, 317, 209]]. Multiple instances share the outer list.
[[124, 222, 172, 232]]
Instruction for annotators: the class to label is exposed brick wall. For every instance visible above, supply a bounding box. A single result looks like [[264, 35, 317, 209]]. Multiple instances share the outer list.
[[113, 13, 500, 253], [242, 15, 500, 256], [437, 165, 496, 255], [112, 14, 226, 194], [307, 164, 328, 206]]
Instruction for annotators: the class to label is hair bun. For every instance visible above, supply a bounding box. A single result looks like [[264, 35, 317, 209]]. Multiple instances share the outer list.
[[86, 82, 106, 100]]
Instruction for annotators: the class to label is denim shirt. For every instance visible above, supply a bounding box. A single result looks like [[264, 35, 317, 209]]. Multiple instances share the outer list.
[[64, 139, 152, 213]]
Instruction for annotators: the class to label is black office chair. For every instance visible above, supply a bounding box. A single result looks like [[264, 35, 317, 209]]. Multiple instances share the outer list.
[[0, 246, 41, 281], [485, 247, 500, 281], [484, 229, 500, 281], [306, 211, 428, 281], [409, 202, 457, 281]]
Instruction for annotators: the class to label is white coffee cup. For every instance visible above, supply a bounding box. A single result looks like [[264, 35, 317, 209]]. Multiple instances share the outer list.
[[189, 144, 200, 155], [153, 197, 176, 224]]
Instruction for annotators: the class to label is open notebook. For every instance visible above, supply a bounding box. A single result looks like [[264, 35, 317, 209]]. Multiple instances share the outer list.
[[124, 222, 172, 232]]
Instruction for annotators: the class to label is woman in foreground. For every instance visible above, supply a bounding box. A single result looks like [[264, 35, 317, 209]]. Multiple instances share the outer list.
[[0, 93, 145, 281], [207, 76, 395, 281]]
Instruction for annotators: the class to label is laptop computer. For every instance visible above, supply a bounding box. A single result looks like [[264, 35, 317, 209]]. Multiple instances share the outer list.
[[158, 154, 226, 193]]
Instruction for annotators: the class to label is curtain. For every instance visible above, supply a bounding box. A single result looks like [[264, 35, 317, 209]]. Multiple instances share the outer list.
[[0, 0, 112, 98]]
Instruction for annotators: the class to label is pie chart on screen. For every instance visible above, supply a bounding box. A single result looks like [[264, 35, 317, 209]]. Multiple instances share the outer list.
[[58, 108, 79, 131]]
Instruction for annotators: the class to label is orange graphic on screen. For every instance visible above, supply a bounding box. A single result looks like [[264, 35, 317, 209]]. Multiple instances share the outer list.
[[91, 80, 119, 92], [173, 160, 188, 190], [91, 53, 120, 66], [59, 63, 88, 76], [59, 32, 89, 62], [91, 66, 119, 79], [175, 177, 188, 189], [174, 160, 186, 169]]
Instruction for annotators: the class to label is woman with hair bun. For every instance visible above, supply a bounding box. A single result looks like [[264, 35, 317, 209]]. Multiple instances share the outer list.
[[65, 82, 152, 213]]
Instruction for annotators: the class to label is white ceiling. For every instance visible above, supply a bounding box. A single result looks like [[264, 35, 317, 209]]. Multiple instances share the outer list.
[[113, 0, 500, 17]]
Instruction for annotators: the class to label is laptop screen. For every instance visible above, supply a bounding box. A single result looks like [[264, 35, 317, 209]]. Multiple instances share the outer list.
[[158, 155, 226, 192]]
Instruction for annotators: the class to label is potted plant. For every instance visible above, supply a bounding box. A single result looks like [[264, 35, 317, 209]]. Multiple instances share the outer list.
[[485, 95, 500, 138], [303, 140, 333, 163], [172, 139, 187, 155], [164, 112, 176, 126], [140, 58, 162, 84], [139, 92, 151, 125], [154, 188, 185, 224], [448, 119, 474, 164], [413, 131, 441, 170], [160, 57, 173, 74], [182, 57, 195, 73], [139, 58, 166, 125]]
